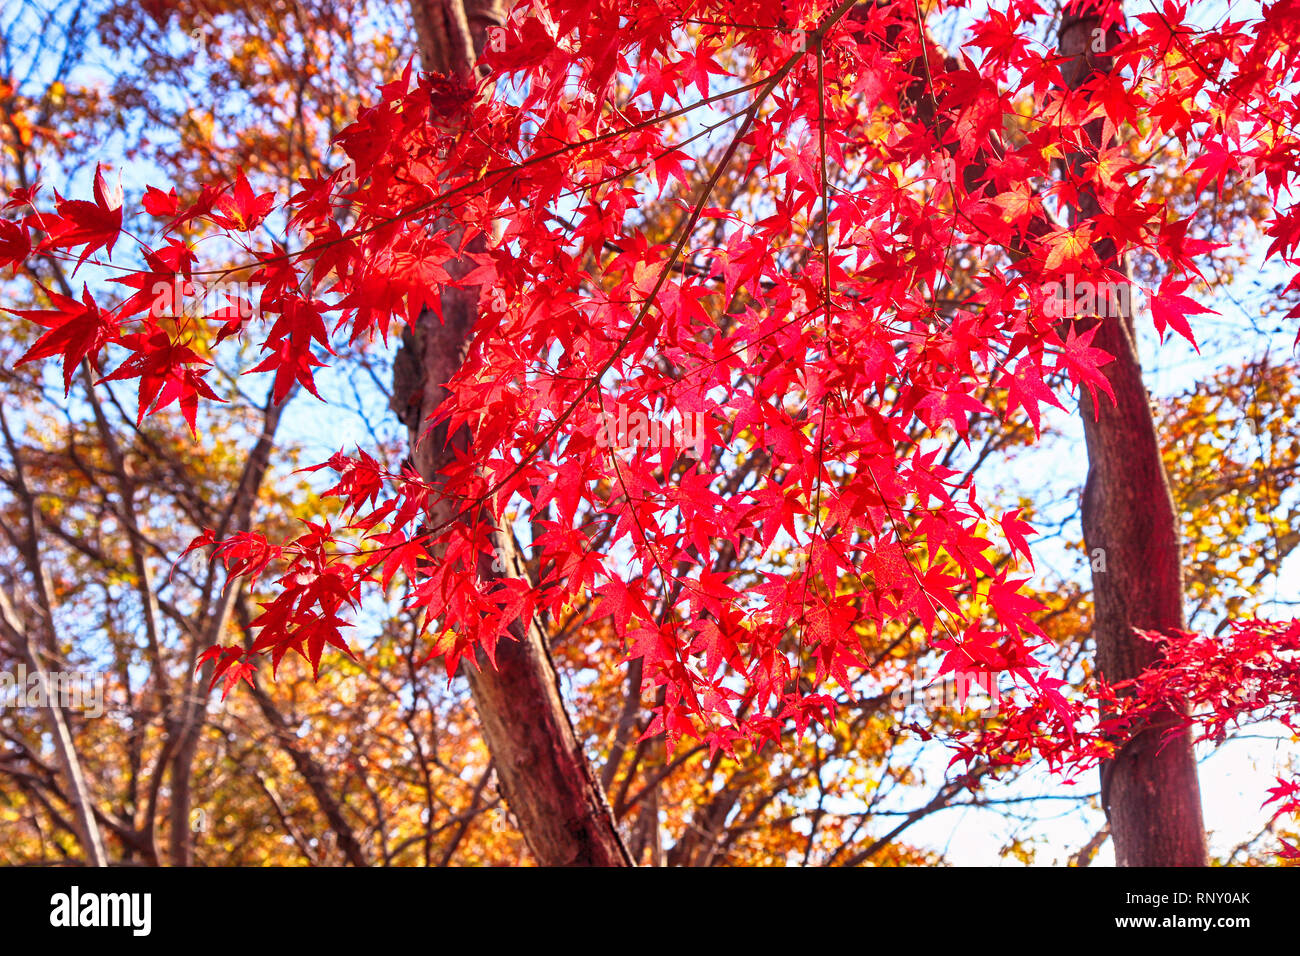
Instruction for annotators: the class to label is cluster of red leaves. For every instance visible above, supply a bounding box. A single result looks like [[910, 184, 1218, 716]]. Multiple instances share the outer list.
[[4, 0, 1300, 782], [941, 618, 1300, 851], [1132, 620, 1300, 856]]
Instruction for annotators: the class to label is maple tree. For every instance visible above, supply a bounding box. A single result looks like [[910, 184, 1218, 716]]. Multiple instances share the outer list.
[[5, 0, 1300, 867], [4, 0, 997, 868]]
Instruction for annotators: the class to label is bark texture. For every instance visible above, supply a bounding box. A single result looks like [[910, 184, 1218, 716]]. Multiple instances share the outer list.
[[395, 0, 632, 866], [1059, 0, 1207, 867], [872, 0, 1208, 866]]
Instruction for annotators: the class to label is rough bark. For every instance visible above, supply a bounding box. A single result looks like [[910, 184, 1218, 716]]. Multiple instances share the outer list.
[[867, 0, 1207, 865], [395, 0, 632, 866], [1059, 1, 1207, 867]]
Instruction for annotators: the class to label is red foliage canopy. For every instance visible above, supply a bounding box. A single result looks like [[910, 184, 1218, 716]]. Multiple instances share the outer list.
[[5, 0, 1300, 812]]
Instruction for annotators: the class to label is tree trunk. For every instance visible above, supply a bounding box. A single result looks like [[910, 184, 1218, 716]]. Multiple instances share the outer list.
[[1059, 0, 1207, 867], [395, 0, 632, 866]]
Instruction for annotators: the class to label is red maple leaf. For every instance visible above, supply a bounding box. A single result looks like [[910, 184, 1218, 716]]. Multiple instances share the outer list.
[[209, 169, 275, 232], [142, 185, 180, 218], [9, 285, 115, 391], [246, 336, 328, 403], [916, 387, 989, 439], [100, 330, 222, 433], [41, 164, 123, 267], [1148, 276, 1215, 350], [197, 645, 257, 700], [1056, 322, 1116, 412], [0, 217, 30, 269], [1001, 359, 1065, 435]]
